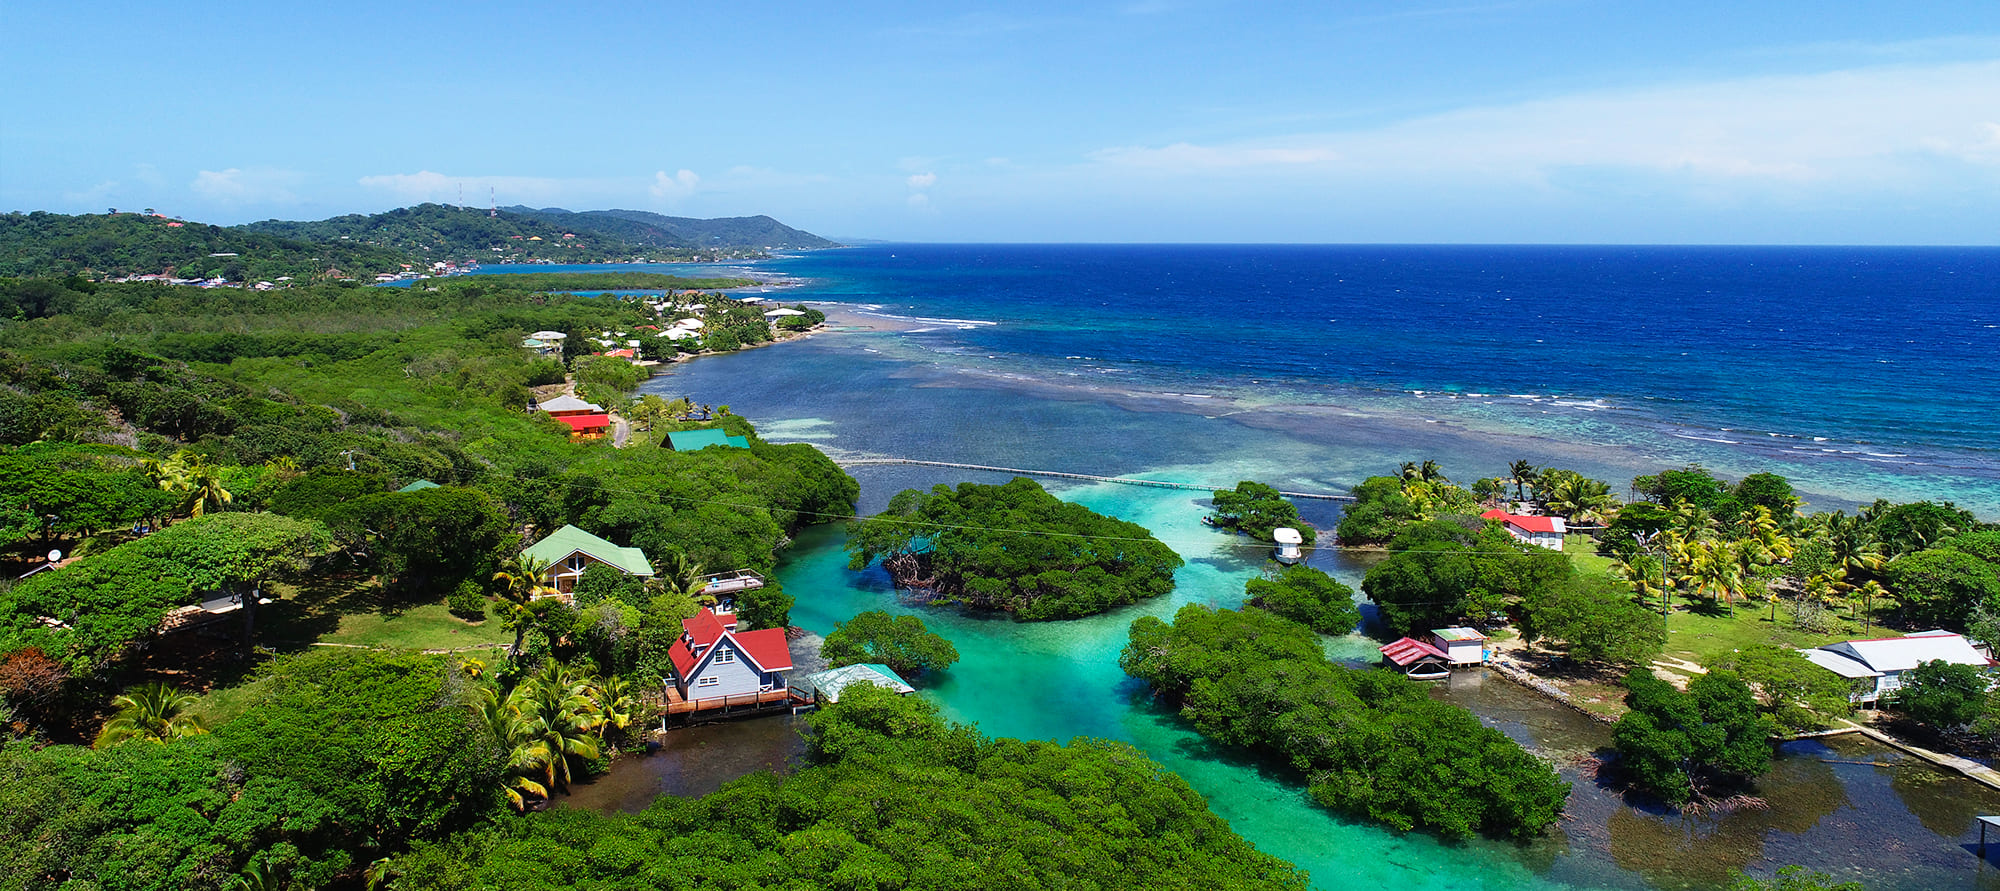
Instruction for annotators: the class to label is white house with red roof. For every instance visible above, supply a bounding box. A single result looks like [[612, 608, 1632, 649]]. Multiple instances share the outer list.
[[1381, 627, 1490, 679], [667, 609, 795, 703], [1480, 509, 1567, 550]]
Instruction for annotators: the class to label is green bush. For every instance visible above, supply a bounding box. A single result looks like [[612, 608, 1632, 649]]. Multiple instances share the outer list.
[[447, 579, 488, 622]]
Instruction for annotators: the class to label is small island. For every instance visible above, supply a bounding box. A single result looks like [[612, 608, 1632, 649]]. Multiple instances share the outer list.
[[845, 477, 1184, 620]]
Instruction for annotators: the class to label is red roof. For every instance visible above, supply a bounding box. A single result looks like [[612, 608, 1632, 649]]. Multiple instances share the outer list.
[[734, 627, 793, 671], [712, 611, 737, 628], [1480, 509, 1561, 533], [1380, 636, 1449, 666], [683, 611, 727, 648], [603, 349, 635, 358], [668, 639, 697, 677], [553, 414, 611, 432]]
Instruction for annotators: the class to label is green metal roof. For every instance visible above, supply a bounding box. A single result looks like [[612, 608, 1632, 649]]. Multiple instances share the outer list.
[[802, 663, 914, 703], [521, 524, 655, 577], [666, 428, 748, 451], [1433, 627, 1487, 642], [396, 480, 441, 493]]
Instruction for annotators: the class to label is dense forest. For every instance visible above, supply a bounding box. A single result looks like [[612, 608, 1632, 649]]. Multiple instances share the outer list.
[[845, 478, 1186, 620], [1, 204, 840, 283], [0, 273, 1311, 889]]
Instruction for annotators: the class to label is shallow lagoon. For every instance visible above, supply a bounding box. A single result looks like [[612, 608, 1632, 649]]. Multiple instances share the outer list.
[[594, 333, 2000, 890]]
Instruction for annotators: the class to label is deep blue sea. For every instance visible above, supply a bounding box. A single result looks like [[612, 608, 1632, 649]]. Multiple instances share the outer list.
[[740, 244, 2000, 515], [522, 247, 2000, 890]]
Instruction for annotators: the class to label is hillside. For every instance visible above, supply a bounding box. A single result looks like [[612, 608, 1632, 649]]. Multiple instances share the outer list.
[[0, 211, 408, 282], [0, 205, 841, 281], [506, 206, 843, 251]]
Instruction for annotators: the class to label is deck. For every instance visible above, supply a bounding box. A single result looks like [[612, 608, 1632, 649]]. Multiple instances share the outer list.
[[662, 685, 807, 716], [700, 569, 766, 597]]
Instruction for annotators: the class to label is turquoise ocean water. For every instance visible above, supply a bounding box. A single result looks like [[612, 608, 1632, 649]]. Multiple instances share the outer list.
[[472, 246, 2000, 889]]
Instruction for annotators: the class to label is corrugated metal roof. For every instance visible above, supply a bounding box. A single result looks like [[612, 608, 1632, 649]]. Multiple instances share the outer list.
[[1381, 636, 1449, 666], [666, 428, 747, 451], [1433, 627, 1487, 642], [1819, 631, 1985, 674], [522, 524, 655, 577], [804, 663, 914, 702]]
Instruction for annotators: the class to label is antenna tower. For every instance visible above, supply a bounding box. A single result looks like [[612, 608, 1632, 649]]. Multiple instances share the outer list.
[[490, 186, 498, 217], [458, 183, 464, 209]]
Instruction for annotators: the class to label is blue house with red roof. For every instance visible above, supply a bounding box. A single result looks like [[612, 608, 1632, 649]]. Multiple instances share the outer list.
[[666, 609, 796, 707]]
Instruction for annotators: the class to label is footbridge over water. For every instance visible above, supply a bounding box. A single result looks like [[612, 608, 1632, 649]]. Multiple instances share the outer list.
[[833, 458, 1356, 502]]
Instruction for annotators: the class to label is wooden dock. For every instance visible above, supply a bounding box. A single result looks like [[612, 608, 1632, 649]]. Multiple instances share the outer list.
[[834, 458, 1355, 502], [661, 685, 807, 718]]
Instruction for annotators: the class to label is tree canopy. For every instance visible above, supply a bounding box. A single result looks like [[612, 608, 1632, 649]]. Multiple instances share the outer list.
[[1612, 668, 1774, 805], [1243, 563, 1359, 633], [845, 477, 1184, 620], [391, 684, 1308, 891], [1122, 604, 1568, 839], [1210, 480, 1315, 544], [819, 610, 960, 679]]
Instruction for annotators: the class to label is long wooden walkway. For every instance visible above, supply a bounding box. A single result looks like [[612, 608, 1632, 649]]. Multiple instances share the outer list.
[[834, 458, 1355, 502]]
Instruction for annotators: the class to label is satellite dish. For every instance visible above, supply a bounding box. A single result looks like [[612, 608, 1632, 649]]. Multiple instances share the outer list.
[[47, 549, 63, 563]]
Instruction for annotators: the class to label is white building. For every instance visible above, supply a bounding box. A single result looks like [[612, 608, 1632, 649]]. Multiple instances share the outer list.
[[1479, 509, 1566, 550], [1801, 630, 1992, 703]]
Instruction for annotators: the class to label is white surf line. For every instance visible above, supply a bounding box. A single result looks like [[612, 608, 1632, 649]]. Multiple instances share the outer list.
[[834, 458, 1356, 501]]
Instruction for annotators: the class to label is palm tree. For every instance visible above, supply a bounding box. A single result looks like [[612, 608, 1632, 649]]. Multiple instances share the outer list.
[[493, 553, 556, 657], [508, 674, 601, 793], [1508, 460, 1537, 502], [1854, 580, 1891, 633], [1687, 540, 1745, 610], [95, 682, 207, 747], [1539, 471, 1618, 526], [1617, 553, 1665, 607], [1417, 460, 1448, 484], [585, 674, 636, 740], [183, 461, 233, 517], [481, 687, 552, 811]]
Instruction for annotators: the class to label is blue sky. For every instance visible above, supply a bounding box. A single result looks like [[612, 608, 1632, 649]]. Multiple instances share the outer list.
[[4, 2, 1996, 243]]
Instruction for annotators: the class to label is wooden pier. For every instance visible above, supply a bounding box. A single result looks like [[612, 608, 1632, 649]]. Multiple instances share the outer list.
[[834, 458, 1355, 502], [661, 685, 807, 720]]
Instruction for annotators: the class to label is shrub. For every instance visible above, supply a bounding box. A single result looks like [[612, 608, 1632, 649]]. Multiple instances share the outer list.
[[447, 580, 488, 622]]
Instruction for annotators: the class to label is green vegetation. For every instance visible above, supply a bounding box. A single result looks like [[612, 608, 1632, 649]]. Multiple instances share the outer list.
[[1894, 659, 1989, 730], [0, 649, 499, 889], [393, 684, 1307, 890], [1728, 866, 1865, 891], [1123, 604, 1569, 839], [1209, 480, 1315, 543], [1706, 644, 1856, 734], [0, 211, 408, 282], [1362, 520, 1572, 636], [845, 477, 1184, 620], [2, 206, 836, 284], [242, 203, 830, 265], [1243, 563, 1359, 633], [440, 271, 756, 291], [1612, 668, 1774, 805], [1517, 574, 1667, 668], [819, 610, 960, 679]]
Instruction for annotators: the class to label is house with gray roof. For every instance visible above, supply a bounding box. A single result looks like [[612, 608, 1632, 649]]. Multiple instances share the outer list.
[[1801, 630, 1992, 703]]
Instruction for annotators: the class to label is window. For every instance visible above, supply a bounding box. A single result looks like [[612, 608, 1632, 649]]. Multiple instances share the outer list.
[[696, 676, 719, 688], [714, 648, 735, 664]]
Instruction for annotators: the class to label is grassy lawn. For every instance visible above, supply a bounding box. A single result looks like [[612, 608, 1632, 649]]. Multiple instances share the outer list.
[[1661, 598, 1873, 667], [257, 574, 512, 653], [1563, 533, 1619, 577], [320, 603, 511, 651]]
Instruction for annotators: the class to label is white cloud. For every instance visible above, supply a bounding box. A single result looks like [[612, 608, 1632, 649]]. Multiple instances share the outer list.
[[907, 172, 937, 189], [1087, 60, 2000, 191], [191, 168, 302, 204], [650, 169, 701, 201]]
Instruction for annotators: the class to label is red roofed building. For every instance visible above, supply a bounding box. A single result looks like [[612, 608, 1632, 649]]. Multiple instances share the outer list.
[[552, 413, 612, 441], [1479, 509, 1567, 550], [665, 608, 796, 709]]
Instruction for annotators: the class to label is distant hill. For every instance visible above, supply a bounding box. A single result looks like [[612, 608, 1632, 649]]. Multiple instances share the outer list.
[[0, 204, 841, 281], [501, 206, 842, 251], [0, 211, 407, 282]]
